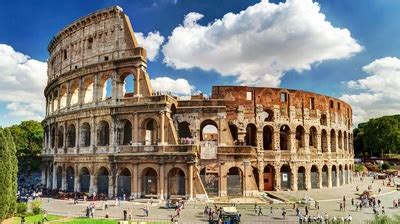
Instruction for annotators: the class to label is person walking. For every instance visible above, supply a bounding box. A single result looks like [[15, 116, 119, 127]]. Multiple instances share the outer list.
[[123, 210, 127, 221], [270, 206, 273, 215], [257, 206, 263, 216], [305, 205, 309, 216]]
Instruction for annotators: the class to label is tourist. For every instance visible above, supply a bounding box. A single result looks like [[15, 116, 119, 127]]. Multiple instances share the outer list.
[[270, 206, 273, 215], [345, 214, 352, 223], [105, 200, 108, 209], [356, 186, 359, 191], [254, 202, 258, 214], [105, 212, 109, 218], [123, 193, 126, 201], [20, 217, 25, 224], [378, 188, 381, 194], [115, 197, 119, 206], [281, 208, 286, 220], [351, 198, 354, 206], [382, 206, 385, 215], [257, 206, 263, 216], [123, 210, 127, 220], [324, 213, 329, 223], [340, 203, 343, 211], [296, 207, 300, 216], [305, 205, 309, 216], [145, 203, 149, 216], [42, 211, 49, 222]]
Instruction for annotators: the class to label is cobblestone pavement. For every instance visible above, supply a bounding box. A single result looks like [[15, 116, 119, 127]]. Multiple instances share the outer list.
[[42, 176, 400, 223]]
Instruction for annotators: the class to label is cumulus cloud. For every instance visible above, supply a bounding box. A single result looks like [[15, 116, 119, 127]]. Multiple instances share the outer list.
[[151, 77, 194, 95], [340, 57, 400, 124], [0, 44, 47, 122], [162, 0, 362, 86], [136, 31, 165, 61]]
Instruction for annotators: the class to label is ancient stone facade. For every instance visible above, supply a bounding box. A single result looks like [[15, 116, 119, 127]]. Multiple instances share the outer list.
[[42, 6, 354, 200]]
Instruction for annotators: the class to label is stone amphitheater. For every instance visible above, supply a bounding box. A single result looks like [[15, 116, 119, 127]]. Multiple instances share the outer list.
[[41, 6, 354, 200]]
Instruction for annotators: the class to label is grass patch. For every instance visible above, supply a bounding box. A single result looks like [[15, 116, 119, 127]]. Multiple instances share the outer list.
[[62, 218, 117, 224], [13, 214, 62, 223]]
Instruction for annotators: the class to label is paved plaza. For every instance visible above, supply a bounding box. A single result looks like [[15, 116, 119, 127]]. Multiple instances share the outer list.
[[41, 176, 400, 223]]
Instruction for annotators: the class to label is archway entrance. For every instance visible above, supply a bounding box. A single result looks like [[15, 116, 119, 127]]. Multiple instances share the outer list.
[[200, 167, 219, 197], [66, 166, 75, 192], [322, 165, 329, 187], [117, 168, 131, 197], [97, 167, 109, 196], [311, 165, 319, 189], [339, 165, 344, 185], [263, 165, 274, 191], [79, 167, 90, 193], [332, 165, 337, 187], [345, 165, 349, 184], [280, 165, 292, 190], [145, 119, 158, 145], [142, 168, 157, 196], [168, 168, 186, 196], [227, 167, 243, 196], [56, 167, 62, 189], [263, 126, 273, 150], [297, 166, 306, 190]]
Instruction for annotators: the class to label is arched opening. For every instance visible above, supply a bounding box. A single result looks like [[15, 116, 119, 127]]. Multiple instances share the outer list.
[[70, 83, 79, 106], [280, 165, 292, 190], [170, 104, 177, 118], [59, 85, 67, 109], [297, 166, 306, 190], [178, 121, 192, 139], [83, 78, 94, 104], [331, 165, 337, 187], [145, 119, 158, 145], [227, 167, 243, 196], [50, 126, 56, 148], [311, 165, 319, 189], [117, 168, 131, 197], [97, 121, 110, 146], [339, 165, 344, 186], [80, 122, 91, 147], [200, 120, 218, 142], [264, 109, 274, 122], [330, 130, 336, 152], [309, 126, 318, 152], [200, 167, 219, 197], [168, 168, 186, 196], [295, 125, 305, 150], [338, 131, 343, 150], [345, 164, 349, 184], [57, 126, 64, 148], [245, 123, 257, 146], [67, 124, 76, 148], [320, 114, 327, 126], [56, 166, 62, 189], [101, 77, 113, 100], [344, 131, 348, 151], [118, 119, 132, 145], [122, 74, 134, 97], [229, 124, 238, 143], [142, 168, 157, 196], [252, 167, 260, 190], [79, 167, 90, 193], [263, 126, 273, 150], [97, 167, 109, 196], [263, 165, 275, 191], [66, 166, 75, 192], [321, 129, 328, 152], [322, 165, 328, 187], [280, 125, 290, 151]]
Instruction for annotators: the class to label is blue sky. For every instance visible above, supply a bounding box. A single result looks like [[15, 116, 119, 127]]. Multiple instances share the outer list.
[[1, 0, 400, 126]]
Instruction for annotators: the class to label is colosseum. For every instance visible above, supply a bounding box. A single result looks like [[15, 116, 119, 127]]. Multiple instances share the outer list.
[[41, 6, 354, 200]]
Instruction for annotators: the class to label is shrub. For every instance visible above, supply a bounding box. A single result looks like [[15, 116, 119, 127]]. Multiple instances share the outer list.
[[30, 200, 42, 215], [355, 164, 365, 172], [16, 203, 27, 214], [381, 162, 390, 170]]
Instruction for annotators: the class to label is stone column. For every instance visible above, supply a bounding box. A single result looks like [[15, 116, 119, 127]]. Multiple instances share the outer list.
[[327, 133, 331, 153], [61, 167, 66, 190], [41, 165, 46, 186], [132, 164, 138, 197], [134, 67, 141, 96], [90, 175, 96, 194], [159, 164, 165, 200], [52, 164, 57, 189], [188, 164, 194, 200], [219, 164, 227, 196], [93, 74, 99, 104], [159, 111, 165, 145], [108, 175, 113, 198], [274, 165, 281, 190], [304, 130, 310, 153], [291, 168, 298, 191], [290, 131, 296, 153], [66, 80, 71, 109], [137, 164, 141, 198], [133, 113, 139, 145], [318, 168, 323, 189], [274, 131, 280, 151], [74, 165, 79, 192], [328, 165, 333, 188], [316, 133, 322, 153], [305, 166, 311, 190]]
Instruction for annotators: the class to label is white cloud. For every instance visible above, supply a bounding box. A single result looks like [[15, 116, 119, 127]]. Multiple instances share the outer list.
[[151, 77, 194, 95], [0, 44, 47, 122], [136, 31, 165, 61], [340, 57, 400, 124], [162, 0, 362, 87]]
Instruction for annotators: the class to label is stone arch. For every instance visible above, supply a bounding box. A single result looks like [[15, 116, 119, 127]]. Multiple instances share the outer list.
[[280, 164, 292, 190], [121, 73, 135, 97], [70, 80, 79, 105], [338, 130, 343, 150], [200, 166, 219, 197], [309, 126, 318, 152], [142, 167, 158, 195], [168, 167, 186, 196], [227, 167, 243, 196], [79, 167, 91, 193], [59, 85, 67, 109], [80, 122, 91, 147], [263, 165, 275, 191], [311, 165, 319, 189], [100, 75, 113, 101], [56, 166, 62, 189], [280, 125, 291, 151], [117, 168, 132, 197], [321, 129, 328, 152], [264, 109, 274, 122], [97, 120, 110, 146], [229, 123, 238, 143], [322, 165, 329, 187], [178, 121, 192, 139], [97, 166, 110, 196], [344, 131, 348, 151], [67, 124, 76, 148], [143, 118, 158, 145], [200, 119, 218, 142], [331, 165, 337, 187], [263, 125, 273, 150], [245, 123, 257, 146], [57, 126, 64, 148], [295, 125, 305, 150], [320, 114, 327, 126], [170, 104, 177, 118], [297, 166, 306, 190], [118, 119, 132, 145], [330, 129, 336, 152], [66, 166, 75, 192], [83, 77, 94, 104], [50, 126, 56, 149], [339, 164, 344, 186]]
